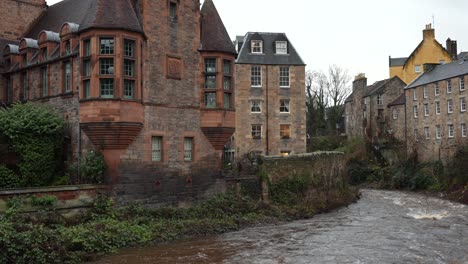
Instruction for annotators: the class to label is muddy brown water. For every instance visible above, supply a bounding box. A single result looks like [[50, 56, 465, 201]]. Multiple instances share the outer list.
[[93, 190, 468, 264]]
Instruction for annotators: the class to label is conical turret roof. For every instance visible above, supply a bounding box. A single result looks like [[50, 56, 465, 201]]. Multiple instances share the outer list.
[[200, 0, 236, 55]]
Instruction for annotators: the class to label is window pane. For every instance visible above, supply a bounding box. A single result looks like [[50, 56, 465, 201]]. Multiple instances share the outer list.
[[124, 59, 134, 77], [84, 80, 91, 98], [205, 58, 216, 73], [251, 66, 261, 86], [251, 100, 261, 113], [100, 58, 114, 75], [223, 93, 231, 109], [170, 2, 177, 20], [204, 75, 216, 89], [223, 77, 231, 90], [65, 62, 71, 92], [152, 136, 162, 161], [251, 125, 261, 139], [276, 41, 287, 54], [84, 39, 91, 56], [251, 40, 263, 53], [223, 60, 231, 75], [100, 78, 114, 98], [204, 92, 216, 108], [280, 67, 289, 87], [124, 80, 134, 99], [83, 59, 91, 77], [124, 39, 135, 57], [280, 99, 290, 113], [42, 67, 48, 96], [184, 138, 193, 161], [100, 38, 114, 54]]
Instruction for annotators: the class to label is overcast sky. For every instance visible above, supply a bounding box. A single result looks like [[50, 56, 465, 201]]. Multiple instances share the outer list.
[[47, 0, 468, 84]]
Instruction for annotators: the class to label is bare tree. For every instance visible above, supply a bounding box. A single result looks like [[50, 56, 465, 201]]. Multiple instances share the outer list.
[[306, 70, 328, 138], [325, 65, 351, 134]]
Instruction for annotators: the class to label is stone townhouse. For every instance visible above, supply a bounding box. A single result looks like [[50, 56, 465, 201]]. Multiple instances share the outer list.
[[233, 32, 306, 158], [389, 24, 457, 84], [405, 53, 468, 162], [0, 0, 237, 206], [345, 74, 406, 141]]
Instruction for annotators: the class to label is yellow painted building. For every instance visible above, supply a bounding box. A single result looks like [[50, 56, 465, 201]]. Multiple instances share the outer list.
[[389, 24, 456, 84]]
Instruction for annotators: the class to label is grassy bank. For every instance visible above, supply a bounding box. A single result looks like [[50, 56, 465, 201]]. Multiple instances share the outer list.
[[0, 186, 359, 264]]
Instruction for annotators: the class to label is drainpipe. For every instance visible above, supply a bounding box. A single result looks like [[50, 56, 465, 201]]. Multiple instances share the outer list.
[[404, 90, 408, 157], [265, 65, 269, 156]]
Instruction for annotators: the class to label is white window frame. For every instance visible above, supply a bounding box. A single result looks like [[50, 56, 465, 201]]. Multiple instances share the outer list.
[[434, 83, 440, 96], [424, 103, 429, 116], [275, 41, 287, 55], [447, 80, 452, 94], [377, 94, 383, 105], [424, 127, 430, 140], [447, 99, 453, 113], [251, 66, 262, 87], [460, 77, 465, 91], [280, 99, 290, 113], [184, 137, 193, 161], [250, 100, 262, 113], [435, 101, 441, 115], [392, 109, 398, 120], [448, 124, 454, 138], [279, 66, 290, 88], [415, 65, 421, 73], [423, 86, 428, 99], [251, 40, 263, 54], [413, 105, 418, 118], [461, 97, 466, 112], [413, 89, 418, 101], [151, 136, 163, 162], [251, 124, 262, 139], [462, 123, 467, 138], [435, 125, 441, 139]]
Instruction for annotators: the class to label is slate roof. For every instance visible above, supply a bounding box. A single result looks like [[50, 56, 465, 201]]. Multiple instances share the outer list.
[[24, 0, 143, 39], [406, 56, 468, 89], [387, 93, 406, 107], [389, 57, 407, 67], [236, 32, 305, 65], [200, 0, 236, 55], [345, 76, 405, 104], [0, 38, 19, 66]]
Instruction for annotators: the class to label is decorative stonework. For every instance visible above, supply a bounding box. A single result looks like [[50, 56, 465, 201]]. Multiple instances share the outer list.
[[167, 55, 182, 80]]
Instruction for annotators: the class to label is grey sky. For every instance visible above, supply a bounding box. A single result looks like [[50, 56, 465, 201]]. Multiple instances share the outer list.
[[46, 0, 468, 83]]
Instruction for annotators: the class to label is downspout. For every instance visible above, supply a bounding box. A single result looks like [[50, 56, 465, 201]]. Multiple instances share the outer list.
[[265, 65, 269, 155], [404, 90, 408, 157]]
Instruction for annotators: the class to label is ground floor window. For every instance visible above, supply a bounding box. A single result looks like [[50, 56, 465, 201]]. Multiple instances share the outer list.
[[184, 137, 193, 161]]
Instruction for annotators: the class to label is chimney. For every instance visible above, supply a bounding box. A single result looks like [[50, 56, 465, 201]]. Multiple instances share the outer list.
[[446, 38, 458, 60], [423, 24, 435, 40], [353, 73, 367, 94]]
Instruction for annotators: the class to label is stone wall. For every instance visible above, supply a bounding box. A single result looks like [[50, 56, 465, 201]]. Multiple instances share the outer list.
[[0, 185, 105, 214], [0, 0, 45, 40], [260, 152, 346, 197]]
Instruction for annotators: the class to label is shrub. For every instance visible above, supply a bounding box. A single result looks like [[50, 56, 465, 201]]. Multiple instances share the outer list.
[[79, 151, 106, 184], [0, 103, 64, 187], [0, 165, 21, 189]]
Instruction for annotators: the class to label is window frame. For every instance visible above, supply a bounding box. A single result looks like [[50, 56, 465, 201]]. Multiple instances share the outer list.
[[279, 66, 290, 88], [280, 124, 291, 139], [424, 127, 430, 140], [251, 65, 262, 87], [460, 77, 465, 91], [447, 80, 452, 94], [275, 41, 287, 55], [461, 97, 466, 112], [435, 125, 441, 139], [462, 123, 467, 138], [423, 85, 428, 98], [251, 124, 262, 139], [377, 94, 383, 105], [251, 40, 263, 54], [435, 101, 441, 115], [413, 89, 417, 101], [41, 66, 48, 97], [424, 103, 429, 116], [413, 105, 418, 118], [448, 124, 454, 138], [447, 99, 453, 113], [434, 82, 440, 96], [392, 108, 398, 120], [280, 99, 291, 113], [415, 65, 421, 73], [64, 61, 72, 93], [151, 136, 163, 162], [250, 100, 262, 113], [204, 92, 216, 108], [183, 137, 194, 161]]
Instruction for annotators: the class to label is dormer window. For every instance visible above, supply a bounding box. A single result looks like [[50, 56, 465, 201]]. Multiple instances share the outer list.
[[64, 40, 71, 55], [41, 48, 47, 62], [251, 40, 263, 54], [276, 41, 287, 54]]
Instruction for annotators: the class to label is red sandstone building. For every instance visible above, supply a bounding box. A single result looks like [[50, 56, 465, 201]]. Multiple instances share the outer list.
[[0, 0, 237, 205]]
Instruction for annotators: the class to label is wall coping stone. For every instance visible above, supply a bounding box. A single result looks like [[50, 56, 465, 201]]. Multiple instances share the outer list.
[[262, 151, 345, 161], [0, 184, 107, 196]]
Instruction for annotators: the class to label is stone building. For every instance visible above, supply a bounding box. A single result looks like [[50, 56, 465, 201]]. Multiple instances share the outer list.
[[345, 74, 406, 141], [405, 53, 468, 162], [0, 0, 237, 206], [389, 24, 456, 84], [233, 32, 306, 158]]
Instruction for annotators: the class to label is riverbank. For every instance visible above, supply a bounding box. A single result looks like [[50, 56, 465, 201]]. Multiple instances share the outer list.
[[0, 187, 359, 264]]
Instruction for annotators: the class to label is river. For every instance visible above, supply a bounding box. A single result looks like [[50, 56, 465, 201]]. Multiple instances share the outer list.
[[94, 190, 468, 264]]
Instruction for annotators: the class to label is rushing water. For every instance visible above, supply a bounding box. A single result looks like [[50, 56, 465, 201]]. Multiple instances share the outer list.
[[94, 190, 468, 264]]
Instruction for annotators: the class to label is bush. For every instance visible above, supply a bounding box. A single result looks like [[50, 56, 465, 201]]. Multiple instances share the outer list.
[[0, 165, 21, 189], [79, 151, 106, 184], [0, 103, 65, 187]]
